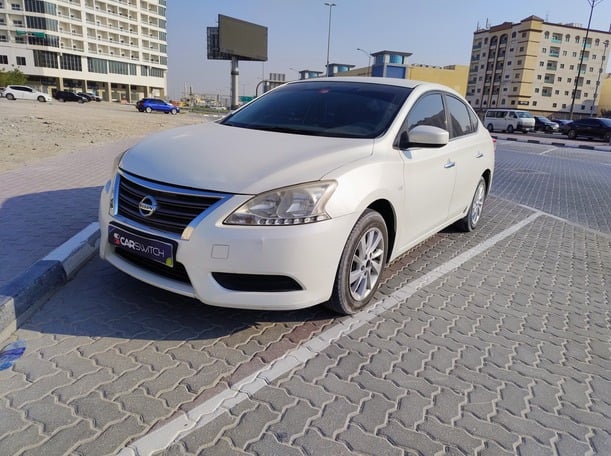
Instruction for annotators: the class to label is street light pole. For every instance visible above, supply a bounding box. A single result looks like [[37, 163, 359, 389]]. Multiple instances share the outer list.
[[325, 2, 336, 76], [356, 48, 372, 76], [569, 0, 604, 119]]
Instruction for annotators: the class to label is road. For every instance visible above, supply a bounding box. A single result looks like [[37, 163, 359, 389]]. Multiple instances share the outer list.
[[0, 140, 609, 455]]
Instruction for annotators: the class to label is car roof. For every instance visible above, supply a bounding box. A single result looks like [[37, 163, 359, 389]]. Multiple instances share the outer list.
[[284, 76, 456, 94]]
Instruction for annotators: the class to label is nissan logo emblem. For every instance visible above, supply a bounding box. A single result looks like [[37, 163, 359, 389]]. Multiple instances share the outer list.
[[138, 195, 158, 217]]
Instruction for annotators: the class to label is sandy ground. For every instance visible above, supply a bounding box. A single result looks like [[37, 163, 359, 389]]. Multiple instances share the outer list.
[[0, 99, 216, 173]]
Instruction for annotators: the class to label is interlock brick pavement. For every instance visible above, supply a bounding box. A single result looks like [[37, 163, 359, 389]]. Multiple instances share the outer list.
[[0, 196, 609, 455]]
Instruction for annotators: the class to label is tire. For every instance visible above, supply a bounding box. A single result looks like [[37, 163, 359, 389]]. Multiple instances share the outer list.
[[59, 98, 66, 102], [506, 125, 514, 134], [6, 93, 15, 100], [170, 108, 177, 115], [78, 98, 84, 104], [486, 123, 494, 133], [37, 95, 46, 102], [145, 107, 152, 113], [568, 129, 576, 139], [326, 209, 388, 315], [456, 176, 487, 232], [603, 133, 610, 142]]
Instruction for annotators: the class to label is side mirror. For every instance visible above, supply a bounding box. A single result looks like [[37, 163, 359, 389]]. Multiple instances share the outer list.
[[398, 125, 449, 149]]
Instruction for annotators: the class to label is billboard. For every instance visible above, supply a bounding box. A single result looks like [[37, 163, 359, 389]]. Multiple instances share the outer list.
[[207, 14, 267, 62]]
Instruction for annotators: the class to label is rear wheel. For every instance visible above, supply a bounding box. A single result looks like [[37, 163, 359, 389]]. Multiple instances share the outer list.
[[145, 107, 152, 113], [486, 123, 494, 133], [456, 177, 487, 232], [326, 209, 388, 315], [506, 125, 514, 134]]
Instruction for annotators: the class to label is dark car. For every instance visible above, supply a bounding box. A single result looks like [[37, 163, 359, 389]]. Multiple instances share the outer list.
[[54, 90, 87, 103], [534, 116, 559, 133], [136, 98, 179, 114], [564, 117, 611, 141], [549, 118, 572, 134]]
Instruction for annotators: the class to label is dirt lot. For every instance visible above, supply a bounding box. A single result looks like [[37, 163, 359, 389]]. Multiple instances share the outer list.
[[0, 99, 215, 172]]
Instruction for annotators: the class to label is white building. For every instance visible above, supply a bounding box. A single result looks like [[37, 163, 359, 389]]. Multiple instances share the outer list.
[[0, 0, 167, 101]]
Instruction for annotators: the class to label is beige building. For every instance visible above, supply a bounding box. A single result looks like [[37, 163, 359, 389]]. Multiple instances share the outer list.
[[466, 15, 611, 117], [0, 0, 168, 101], [335, 50, 469, 97]]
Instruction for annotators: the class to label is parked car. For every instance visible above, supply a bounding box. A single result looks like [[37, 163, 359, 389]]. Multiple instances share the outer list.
[[100, 78, 495, 315], [534, 116, 559, 133], [54, 90, 88, 103], [483, 108, 535, 133], [85, 92, 102, 102], [3, 85, 51, 102], [563, 117, 611, 141], [549, 118, 572, 134], [136, 98, 179, 114], [0, 87, 5, 97]]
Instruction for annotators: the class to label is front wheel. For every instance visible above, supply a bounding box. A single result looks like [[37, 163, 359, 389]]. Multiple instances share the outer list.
[[326, 209, 388, 315], [6, 93, 15, 100], [37, 95, 46, 102], [456, 177, 487, 232], [170, 108, 177, 115]]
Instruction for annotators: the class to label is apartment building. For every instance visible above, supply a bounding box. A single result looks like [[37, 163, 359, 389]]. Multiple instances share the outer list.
[[0, 0, 167, 101], [466, 15, 611, 117]]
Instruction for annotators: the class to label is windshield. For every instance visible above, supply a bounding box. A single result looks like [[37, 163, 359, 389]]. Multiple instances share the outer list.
[[221, 81, 412, 139]]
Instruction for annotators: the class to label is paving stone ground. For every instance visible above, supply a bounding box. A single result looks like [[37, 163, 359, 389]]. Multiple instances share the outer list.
[[0, 139, 610, 455]]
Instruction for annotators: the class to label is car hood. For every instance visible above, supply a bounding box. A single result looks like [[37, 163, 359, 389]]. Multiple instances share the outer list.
[[120, 122, 374, 194]]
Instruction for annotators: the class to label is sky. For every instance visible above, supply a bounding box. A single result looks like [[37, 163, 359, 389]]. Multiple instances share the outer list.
[[165, 0, 611, 100]]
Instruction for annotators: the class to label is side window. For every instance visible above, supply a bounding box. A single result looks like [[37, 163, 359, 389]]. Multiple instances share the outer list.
[[405, 93, 446, 131], [446, 95, 474, 138]]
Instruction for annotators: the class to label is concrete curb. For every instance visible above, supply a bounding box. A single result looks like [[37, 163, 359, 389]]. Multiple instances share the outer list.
[[492, 134, 611, 152], [0, 222, 101, 341]]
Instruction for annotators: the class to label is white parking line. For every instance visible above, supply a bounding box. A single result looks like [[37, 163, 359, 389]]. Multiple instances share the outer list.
[[118, 211, 543, 456]]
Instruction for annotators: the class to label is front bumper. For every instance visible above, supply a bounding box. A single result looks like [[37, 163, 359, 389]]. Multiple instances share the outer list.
[[99, 181, 358, 310]]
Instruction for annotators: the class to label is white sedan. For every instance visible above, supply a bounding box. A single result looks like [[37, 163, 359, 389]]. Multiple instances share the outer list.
[[3, 85, 52, 102], [99, 77, 494, 314]]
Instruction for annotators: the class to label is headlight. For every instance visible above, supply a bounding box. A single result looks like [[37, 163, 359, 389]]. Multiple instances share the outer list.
[[224, 181, 337, 226]]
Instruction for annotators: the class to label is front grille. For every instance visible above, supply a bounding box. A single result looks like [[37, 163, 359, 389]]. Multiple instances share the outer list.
[[117, 173, 226, 235]]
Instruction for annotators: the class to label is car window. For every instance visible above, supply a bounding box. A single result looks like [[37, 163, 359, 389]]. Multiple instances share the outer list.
[[446, 95, 475, 138], [405, 93, 446, 131]]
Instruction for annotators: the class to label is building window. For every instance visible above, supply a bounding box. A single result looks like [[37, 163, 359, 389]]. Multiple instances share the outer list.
[[60, 53, 81, 71], [537, 75, 542, 80], [565, 34, 570, 42], [540, 61, 544, 67], [535, 88, 540, 93], [0, 55, 8, 64], [542, 48, 547, 53], [33, 50, 57, 68], [532, 101, 537, 106], [575, 36, 580, 43], [519, 46, 525, 52], [553, 103, 557, 108], [0, 34, 8, 42], [11, 3, 22, 10], [555, 90, 559, 95], [88, 57, 108, 74], [557, 77, 562, 82], [16, 56, 26, 65]]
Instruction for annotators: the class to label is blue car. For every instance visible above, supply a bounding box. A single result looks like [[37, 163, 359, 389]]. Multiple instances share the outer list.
[[136, 98, 180, 115]]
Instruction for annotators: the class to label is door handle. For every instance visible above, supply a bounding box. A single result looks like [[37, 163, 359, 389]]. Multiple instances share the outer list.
[[444, 160, 456, 169], [475, 152, 484, 158]]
